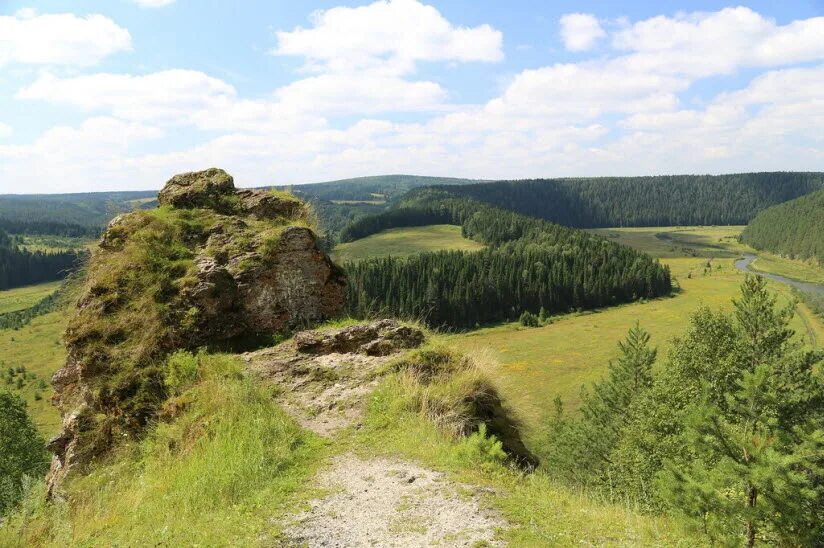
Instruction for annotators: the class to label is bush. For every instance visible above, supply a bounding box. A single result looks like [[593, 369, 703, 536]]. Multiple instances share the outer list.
[[0, 390, 49, 515], [518, 311, 540, 327], [164, 351, 201, 395]]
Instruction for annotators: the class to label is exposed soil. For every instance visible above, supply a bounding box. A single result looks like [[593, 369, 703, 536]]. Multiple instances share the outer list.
[[244, 344, 389, 436], [283, 454, 506, 547]]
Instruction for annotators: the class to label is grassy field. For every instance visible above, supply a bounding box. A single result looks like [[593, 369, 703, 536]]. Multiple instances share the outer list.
[[590, 225, 824, 284], [0, 310, 68, 435], [16, 235, 92, 253], [443, 226, 824, 451], [331, 224, 485, 263], [748, 252, 824, 284], [0, 282, 62, 314]]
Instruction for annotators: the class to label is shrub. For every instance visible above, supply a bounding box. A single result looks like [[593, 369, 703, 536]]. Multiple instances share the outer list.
[[518, 311, 540, 327], [0, 391, 49, 515], [164, 351, 200, 395]]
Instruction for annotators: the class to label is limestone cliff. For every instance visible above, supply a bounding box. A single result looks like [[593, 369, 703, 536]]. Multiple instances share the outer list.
[[48, 168, 345, 493]]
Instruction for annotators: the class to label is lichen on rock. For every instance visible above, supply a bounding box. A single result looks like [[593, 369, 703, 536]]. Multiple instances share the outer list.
[[48, 168, 345, 494]]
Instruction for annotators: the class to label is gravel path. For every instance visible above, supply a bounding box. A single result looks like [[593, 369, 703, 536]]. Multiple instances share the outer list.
[[284, 454, 507, 547]]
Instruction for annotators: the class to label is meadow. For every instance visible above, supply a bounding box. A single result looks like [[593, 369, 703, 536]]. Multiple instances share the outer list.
[[0, 310, 67, 435], [443, 226, 824, 451], [16, 235, 92, 253], [331, 224, 484, 263], [0, 282, 62, 315]]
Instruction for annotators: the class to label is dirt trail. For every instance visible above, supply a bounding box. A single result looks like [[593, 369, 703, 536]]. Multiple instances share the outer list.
[[284, 454, 506, 547]]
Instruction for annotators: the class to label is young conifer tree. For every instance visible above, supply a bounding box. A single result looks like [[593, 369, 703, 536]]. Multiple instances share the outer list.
[[660, 276, 824, 546]]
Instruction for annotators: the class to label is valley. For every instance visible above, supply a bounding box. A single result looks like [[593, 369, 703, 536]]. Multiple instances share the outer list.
[[1, 171, 823, 546], [3, 2, 824, 544]]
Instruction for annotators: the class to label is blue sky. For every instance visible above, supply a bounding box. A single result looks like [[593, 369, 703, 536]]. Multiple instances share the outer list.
[[0, 0, 822, 192]]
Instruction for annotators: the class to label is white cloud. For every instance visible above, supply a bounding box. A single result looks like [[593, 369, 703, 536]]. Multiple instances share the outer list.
[[0, 123, 12, 139], [613, 7, 824, 76], [0, 12, 131, 67], [559, 13, 605, 52], [272, 0, 503, 75], [132, 0, 176, 7], [274, 74, 448, 114], [3, 5, 824, 193], [18, 70, 237, 124]]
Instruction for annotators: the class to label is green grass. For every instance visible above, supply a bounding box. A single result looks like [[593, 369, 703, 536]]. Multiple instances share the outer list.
[[747, 252, 824, 284], [589, 225, 824, 285], [588, 225, 745, 258], [0, 354, 326, 546], [443, 226, 824, 453], [344, 348, 703, 546], [0, 282, 62, 315], [331, 224, 485, 263], [16, 235, 92, 253], [0, 311, 67, 436]]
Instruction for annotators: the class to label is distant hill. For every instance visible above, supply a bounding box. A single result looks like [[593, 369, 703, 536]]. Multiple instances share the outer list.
[[277, 174, 481, 202], [391, 172, 824, 229], [741, 189, 824, 264], [0, 176, 475, 239], [0, 191, 156, 236]]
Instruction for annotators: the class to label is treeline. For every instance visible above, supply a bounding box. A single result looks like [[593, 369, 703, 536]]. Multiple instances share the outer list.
[[740, 189, 824, 263], [0, 230, 82, 290], [545, 277, 824, 546], [344, 200, 671, 328], [391, 172, 824, 228], [0, 279, 74, 330]]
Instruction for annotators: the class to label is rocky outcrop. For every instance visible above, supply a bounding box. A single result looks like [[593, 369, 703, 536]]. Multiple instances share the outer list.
[[294, 319, 425, 356], [47, 168, 345, 495], [157, 168, 308, 220], [244, 320, 426, 436]]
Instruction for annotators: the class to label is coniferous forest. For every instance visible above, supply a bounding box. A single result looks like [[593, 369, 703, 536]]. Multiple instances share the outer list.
[[545, 277, 824, 546], [385, 172, 824, 229], [344, 199, 671, 327], [0, 229, 81, 290], [741, 189, 824, 264]]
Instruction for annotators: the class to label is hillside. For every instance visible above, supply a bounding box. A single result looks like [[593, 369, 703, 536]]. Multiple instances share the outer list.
[[741, 188, 824, 265], [0, 191, 156, 236], [280, 174, 480, 203], [330, 224, 485, 263], [392, 172, 824, 228]]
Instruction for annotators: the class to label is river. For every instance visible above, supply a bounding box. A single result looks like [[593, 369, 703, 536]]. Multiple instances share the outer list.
[[734, 254, 824, 297]]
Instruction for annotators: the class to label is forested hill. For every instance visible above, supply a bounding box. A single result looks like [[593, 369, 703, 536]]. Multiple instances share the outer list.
[[0, 229, 81, 290], [741, 189, 824, 263], [0, 191, 156, 236], [279, 174, 481, 202], [344, 198, 671, 328], [391, 172, 824, 228]]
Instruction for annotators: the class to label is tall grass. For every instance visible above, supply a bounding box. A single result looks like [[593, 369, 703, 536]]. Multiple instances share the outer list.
[[350, 346, 704, 546], [0, 354, 324, 546]]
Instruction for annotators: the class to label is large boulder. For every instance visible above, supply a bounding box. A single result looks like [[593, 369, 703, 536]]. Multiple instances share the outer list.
[[47, 168, 345, 496], [157, 167, 235, 210]]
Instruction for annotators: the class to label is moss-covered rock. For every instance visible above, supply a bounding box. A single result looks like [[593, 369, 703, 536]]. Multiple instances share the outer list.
[[47, 169, 346, 494]]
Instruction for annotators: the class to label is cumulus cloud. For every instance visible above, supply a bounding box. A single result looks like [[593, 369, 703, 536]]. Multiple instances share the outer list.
[[0, 123, 12, 139], [559, 13, 605, 51], [613, 7, 824, 76], [3, 5, 824, 192], [18, 70, 237, 124], [272, 0, 503, 75], [0, 12, 131, 66]]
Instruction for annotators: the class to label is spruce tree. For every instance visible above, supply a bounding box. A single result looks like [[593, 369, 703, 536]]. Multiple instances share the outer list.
[[545, 323, 657, 487]]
